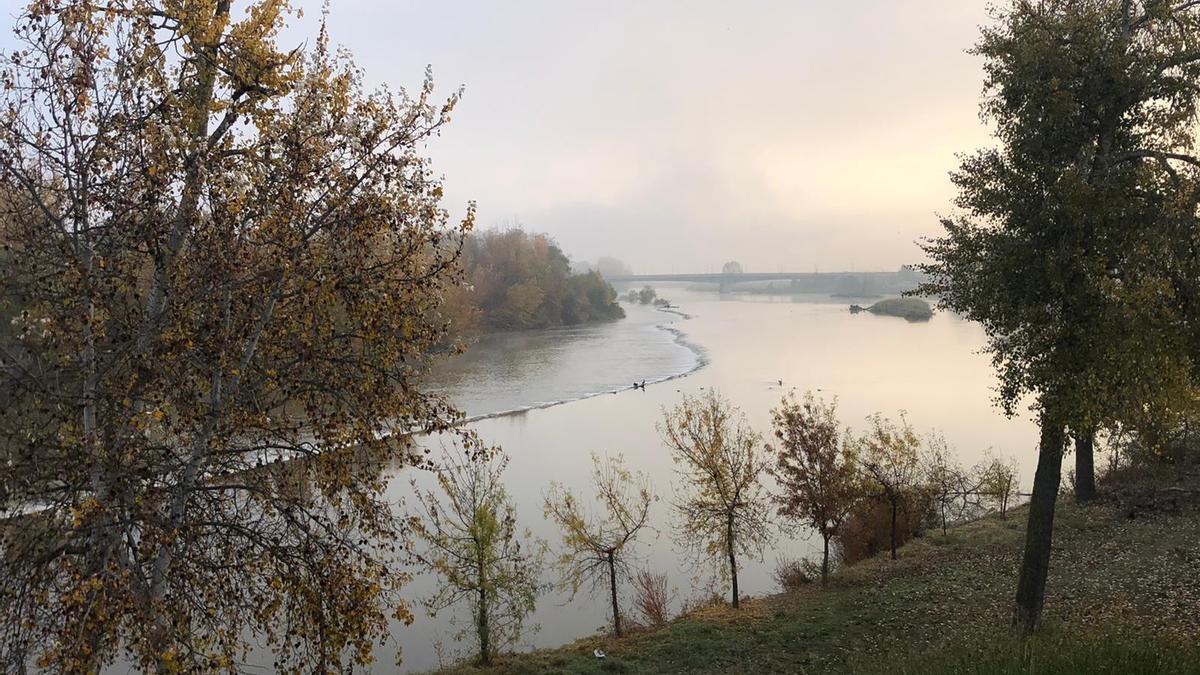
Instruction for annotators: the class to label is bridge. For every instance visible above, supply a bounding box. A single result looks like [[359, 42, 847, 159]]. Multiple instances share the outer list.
[[606, 272, 828, 284], [605, 269, 925, 294]]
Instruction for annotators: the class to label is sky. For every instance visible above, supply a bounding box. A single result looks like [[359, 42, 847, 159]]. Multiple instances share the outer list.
[[1, 1, 998, 274]]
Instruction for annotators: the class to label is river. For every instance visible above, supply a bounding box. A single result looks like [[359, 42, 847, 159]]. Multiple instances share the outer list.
[[379, 285, 1041, 673]]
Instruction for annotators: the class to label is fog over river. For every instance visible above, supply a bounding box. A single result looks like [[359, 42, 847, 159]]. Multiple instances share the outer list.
[[364, 285, 1041, 673]]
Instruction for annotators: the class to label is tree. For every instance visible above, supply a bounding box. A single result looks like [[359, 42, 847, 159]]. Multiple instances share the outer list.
[[768, 391, 860, 583], [1074, 431, 1097, 503], [721, 261, 744, 275], [458, 227, 623, 331], [637, 286, 658, 305], [594, 256, 633, 278], [979, 452, 1020, 520], [857, 413, 925, 561], [412, 444, 547, 666], [920, 0, 1200, 631], [923, 434, 969, 535], [543, 453, 654, 637], [659, 390, 773, 608], [0, 2, 470, 671]]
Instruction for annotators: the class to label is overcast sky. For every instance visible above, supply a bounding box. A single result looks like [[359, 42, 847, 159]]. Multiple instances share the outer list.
[[3, 1, 998, 273]]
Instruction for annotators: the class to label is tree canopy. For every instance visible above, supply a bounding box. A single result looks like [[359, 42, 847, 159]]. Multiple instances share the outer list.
[[412, 444, 546, 667], [919, 0, 1200, 630], [0, 1, 470, 670], [660, 390, 773, 608], [543, 453, 654, 637], [446, 228, 625, 334], [768, 391, 859, 584]]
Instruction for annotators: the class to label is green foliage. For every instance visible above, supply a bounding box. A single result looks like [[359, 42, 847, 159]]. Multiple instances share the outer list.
[[867, 297, 933, 321], [918, 0, 1200, 430], [919, 0, 1200, 631], [457, 228, 624, 332], [413, 445, 548, 666], [624, 286, 658, 305]]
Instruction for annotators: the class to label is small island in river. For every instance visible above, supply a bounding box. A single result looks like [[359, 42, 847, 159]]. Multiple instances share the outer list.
[[851, 297, 934, 321]]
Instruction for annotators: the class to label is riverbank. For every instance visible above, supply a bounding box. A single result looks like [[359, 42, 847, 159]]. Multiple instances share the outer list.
[[393, 289, 1040, 671], [433, 464, 1200, 674]]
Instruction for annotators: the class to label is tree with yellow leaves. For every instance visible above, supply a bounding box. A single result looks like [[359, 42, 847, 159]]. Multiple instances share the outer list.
[[544, 452, 655, 637], [768, 392, 860, 584], [660, 390, 773, 609], [857, 413, 925, 561], [0, 1, 471, 671]]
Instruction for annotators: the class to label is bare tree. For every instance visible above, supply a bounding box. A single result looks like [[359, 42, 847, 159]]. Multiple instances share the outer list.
[[858, 413, 925, 560], [923, 433, 970, 534], [768, 391, 860, 583], [412, 443, 547, 666], [543, 453, 655, 637], [0, 2, 470, 671], [660, 390, 773, 608]]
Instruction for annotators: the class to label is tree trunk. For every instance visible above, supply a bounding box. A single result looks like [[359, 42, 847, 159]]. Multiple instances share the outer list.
[[1014, 418, 1066, 632], [727, 513, 739, 608], [478, 586, 490, 666], [821, 533, 830, 585], [607, 550, 621, 637], [889, 499, 898, 560], [1074, 430, 1096, 503]]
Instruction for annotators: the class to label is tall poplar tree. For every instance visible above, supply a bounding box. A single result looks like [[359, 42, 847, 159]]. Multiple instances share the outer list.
[[921, 0, 1200, 631]]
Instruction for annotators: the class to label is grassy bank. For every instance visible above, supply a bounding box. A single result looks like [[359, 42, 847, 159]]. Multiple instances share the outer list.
[[434, 467, 1200, 674]]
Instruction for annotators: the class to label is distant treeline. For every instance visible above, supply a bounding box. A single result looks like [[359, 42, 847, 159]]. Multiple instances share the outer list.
[[443, 228, 625, 333]]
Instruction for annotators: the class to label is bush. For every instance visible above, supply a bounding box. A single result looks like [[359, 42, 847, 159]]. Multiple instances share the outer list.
[[833, 493, 932, 565], [631, 570, 674, 628], [772, 556, 823, 592]]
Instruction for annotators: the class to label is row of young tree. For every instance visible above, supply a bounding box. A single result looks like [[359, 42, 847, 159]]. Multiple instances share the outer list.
[[442, 228, 625, 334], [410, 389, 1021, 665]]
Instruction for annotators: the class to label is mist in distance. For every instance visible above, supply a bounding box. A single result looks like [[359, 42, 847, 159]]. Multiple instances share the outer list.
[[266, 0, 996, 274]]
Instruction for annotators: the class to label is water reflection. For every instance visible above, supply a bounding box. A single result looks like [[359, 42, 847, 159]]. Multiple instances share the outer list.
[[385, 285, 1039, 672]]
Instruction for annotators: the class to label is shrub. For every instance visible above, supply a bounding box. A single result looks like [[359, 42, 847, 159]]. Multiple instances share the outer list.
[[833, 493, 931, 565], [772, 556, 823, 592], [631, 570, 674, 628]]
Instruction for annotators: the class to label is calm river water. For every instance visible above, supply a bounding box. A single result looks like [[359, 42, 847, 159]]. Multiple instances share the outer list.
[[377, 285, 1040, 673]]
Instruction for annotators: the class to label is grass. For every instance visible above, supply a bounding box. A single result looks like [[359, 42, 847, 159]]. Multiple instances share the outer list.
[[433, 466, 1200, 674]]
